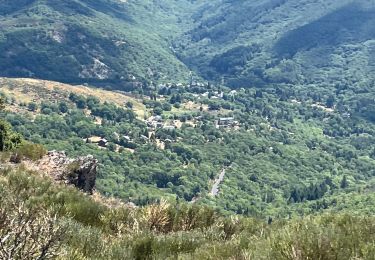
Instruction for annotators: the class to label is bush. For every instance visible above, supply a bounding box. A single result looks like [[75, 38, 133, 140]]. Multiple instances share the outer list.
[[28, 102, 38, 112], [0, 119, 22, 151], [0, 197, 66, 259], [12, 142, 47, 161]]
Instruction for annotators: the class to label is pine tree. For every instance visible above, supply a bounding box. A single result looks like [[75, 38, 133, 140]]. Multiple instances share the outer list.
[[0, 96, 5, 111], [340, 175, 349, 189]]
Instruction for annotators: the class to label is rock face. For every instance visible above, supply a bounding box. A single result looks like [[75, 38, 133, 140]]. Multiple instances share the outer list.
[[34, 151, 98, 194], [66, 154, 98, 194]]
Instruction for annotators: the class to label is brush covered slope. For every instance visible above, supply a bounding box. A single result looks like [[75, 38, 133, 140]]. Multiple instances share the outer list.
[[2, 0, 375, 89], [1, 162, 375, 259], [1, 0, 375, 221], [2, 107, 373, 260], [2, 77, 375, 218]]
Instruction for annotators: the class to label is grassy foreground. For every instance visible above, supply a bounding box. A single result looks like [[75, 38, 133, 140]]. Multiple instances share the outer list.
[[1, 165, 374, 260]]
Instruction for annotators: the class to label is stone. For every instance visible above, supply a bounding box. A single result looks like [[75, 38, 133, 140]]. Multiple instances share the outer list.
[[35, 151, 98, 194]]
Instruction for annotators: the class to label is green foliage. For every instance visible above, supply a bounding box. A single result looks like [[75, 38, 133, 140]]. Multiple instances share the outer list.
[[0, 98, 22, 151], [1, 0, 375, 89], [1, 0, 375, 218], [175, 0, 375, 89], [13, 142, 47, 161], [58, 101, 69, 113], [0, 96, 5, 111], [1, 2, 375, 257], [1, 167, 375, 259], [3, 80, 375, 217], [0, 119, 22, 151], [0, 0, 194, 85], [28, 102, 38, 112]]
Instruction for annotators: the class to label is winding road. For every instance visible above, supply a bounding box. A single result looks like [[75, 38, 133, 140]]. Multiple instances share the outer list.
[[210, 168, 226, 196]]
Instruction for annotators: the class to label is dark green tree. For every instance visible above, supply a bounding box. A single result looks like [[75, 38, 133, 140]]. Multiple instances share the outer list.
[[59, 102, 69, 113], [340, 175, 349, 189], [28, 102, 38, 112]]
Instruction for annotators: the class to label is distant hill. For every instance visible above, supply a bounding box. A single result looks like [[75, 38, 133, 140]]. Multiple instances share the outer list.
[[175, 0, 375, 88], [0, 77, 146, 117], [1, 0, 375, 89], [0, 0, 198, 87]]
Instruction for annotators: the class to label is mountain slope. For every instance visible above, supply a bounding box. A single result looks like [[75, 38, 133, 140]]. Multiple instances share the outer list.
[[0, 0, 199, 87], [2, 0, 375, 89], [175, 0, 375, 87], [2, 164, 375, 259]]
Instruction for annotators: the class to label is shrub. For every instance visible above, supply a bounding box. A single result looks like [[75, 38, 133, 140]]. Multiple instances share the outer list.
[[142, 200, 171, 233], [0, 119, 22, 151], [0, 198, 66, 259], [28, 102, 38, 112], [12, 142, 47, 162]]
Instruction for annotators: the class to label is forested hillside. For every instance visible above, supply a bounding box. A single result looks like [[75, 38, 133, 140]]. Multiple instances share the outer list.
[[0, 92, 374, 258], [1, 1, 375, 257], [1, 76, 375, 217], [0, 0, 199, 87], [176, 0, 375, 87], [2, 0, 375, 89], [1, 0, 375, 216]]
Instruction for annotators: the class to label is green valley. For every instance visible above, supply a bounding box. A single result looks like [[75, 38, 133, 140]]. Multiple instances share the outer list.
[[1, 76, 375, 218], [1, 0, 375, 259]]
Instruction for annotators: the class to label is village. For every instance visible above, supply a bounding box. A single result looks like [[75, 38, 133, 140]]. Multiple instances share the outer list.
[[83, 83, 241, 151], [0, 77, 243, 153], [85, 113, 240, 151]]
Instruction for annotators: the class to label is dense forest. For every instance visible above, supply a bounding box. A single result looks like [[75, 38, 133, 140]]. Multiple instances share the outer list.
[[0, 95, 374, 258], [0, 0, 374, 216], [176, 0, 375, 88], [1, 76, 375, 218]]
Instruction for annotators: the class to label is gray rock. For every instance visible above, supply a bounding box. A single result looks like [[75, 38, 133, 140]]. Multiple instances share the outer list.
[[43, 151, 98, 194]]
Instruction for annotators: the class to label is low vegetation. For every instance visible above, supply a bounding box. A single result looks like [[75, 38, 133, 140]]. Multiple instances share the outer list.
[[1, 166, 375, 259]]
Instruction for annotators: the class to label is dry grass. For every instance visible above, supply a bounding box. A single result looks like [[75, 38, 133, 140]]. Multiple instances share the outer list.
[[142, 199, 171, 233], [0, 77, 147, 118]]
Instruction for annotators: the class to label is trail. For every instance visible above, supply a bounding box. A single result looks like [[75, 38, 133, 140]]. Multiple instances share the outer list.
[[210, 168, 226, 196]]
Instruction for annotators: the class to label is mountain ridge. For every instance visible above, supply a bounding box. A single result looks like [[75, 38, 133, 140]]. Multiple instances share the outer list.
[[2, 0, 375, 89], [0, 0, 198, 87], [175, 0, 375, 87]]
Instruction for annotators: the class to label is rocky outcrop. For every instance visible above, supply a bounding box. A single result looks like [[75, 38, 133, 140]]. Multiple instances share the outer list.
[[3, 150, 133, 208], [64, 154, 98, 194], [32, 151, 98, 194]]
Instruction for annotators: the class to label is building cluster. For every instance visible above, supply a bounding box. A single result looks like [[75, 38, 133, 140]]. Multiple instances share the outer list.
[[215, 117, 239, 129], [86, 136, 108, 148], [146, 115, 178, 130]]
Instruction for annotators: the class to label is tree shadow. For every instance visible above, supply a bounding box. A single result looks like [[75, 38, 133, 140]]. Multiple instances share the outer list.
[[46, 0, 133, 23], [81, 0, 133, 22], [274, 2, 375, 58]]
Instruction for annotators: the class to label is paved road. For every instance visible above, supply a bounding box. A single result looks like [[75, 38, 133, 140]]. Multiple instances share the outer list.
[[210, 168, 226, 196]]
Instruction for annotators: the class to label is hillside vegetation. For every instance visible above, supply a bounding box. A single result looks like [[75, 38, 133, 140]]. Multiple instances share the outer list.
[[2, 0, 375, 89], [2, 77, 375, 218], [176, 0, 375, 87], [0, 0, 199, 86], [2, 98, 373, 259], [1, 165, 375, 259], [0, 77, 147, 117], [1, 1, 375, 257]]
